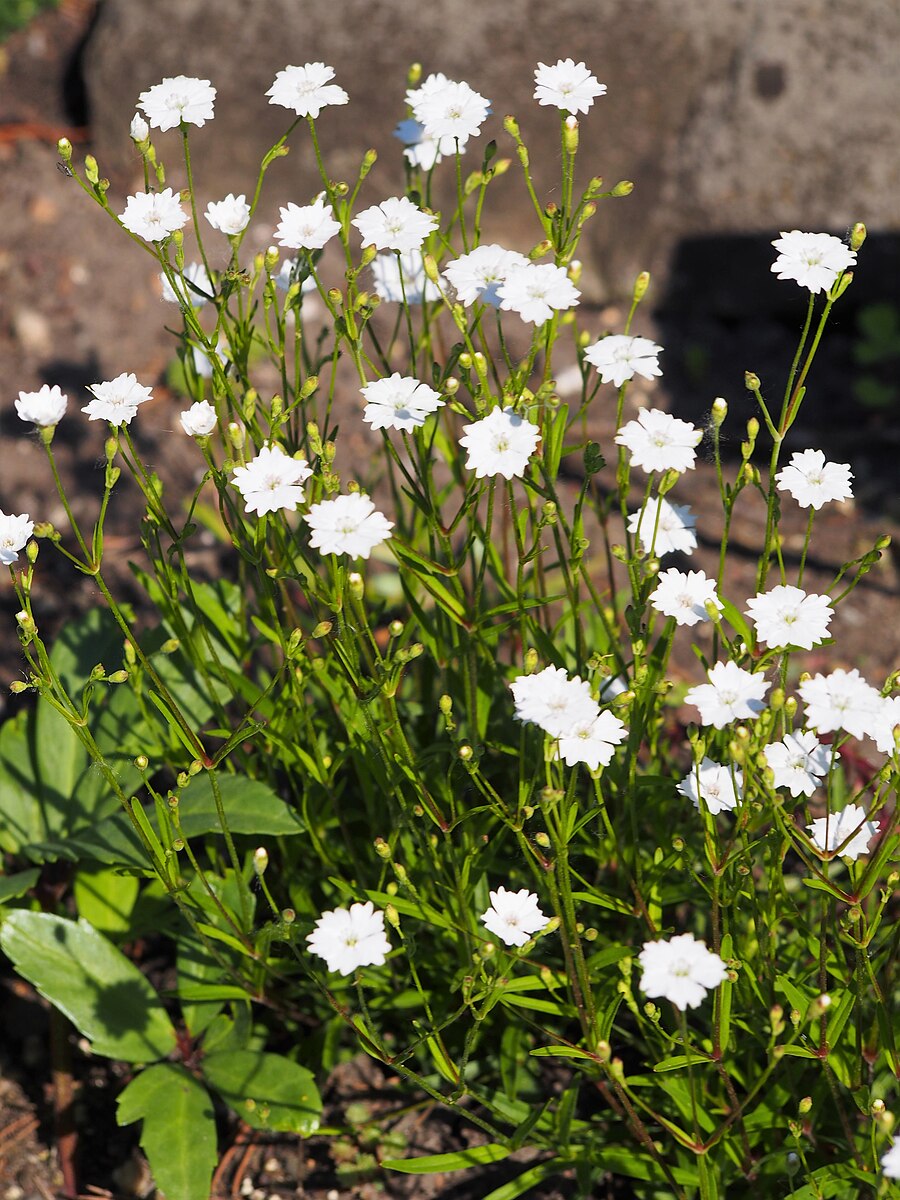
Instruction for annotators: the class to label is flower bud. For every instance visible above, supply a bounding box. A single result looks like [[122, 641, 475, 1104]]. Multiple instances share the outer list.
[[439, 694, 453, 715], [57, 137, 73, 162], [253, 847, 269, 875], [348, 571, 364, 600], [458, 744, 473, 761], [850, 222, 867, 251], [611, 180, 633, 196], [798, 1096, 813, 1115], [632, 271, 650, 303], [227, 421, 244, 450], [282, 908, 296, 924], [130, 113, 150, 143], [529, 239, 552, 260], [422, 253, 440, 284], [84, 154, 99, 183], [9, 681, 28, 694], [108, 670, 129, 684], [563, 114, 579, 154], [503, 115, 520, 138], [710, 396, 728, 428]]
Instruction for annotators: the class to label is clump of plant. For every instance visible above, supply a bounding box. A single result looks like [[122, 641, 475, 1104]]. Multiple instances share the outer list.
[[1, 55, 898, 1200]]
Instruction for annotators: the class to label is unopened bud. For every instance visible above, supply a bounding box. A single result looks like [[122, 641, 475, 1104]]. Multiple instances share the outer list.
[[227, 421, 244, 450], [798, 1096, 813, 1115], [57, 137, 73, 162], [611, 180, 633, 196], [108, 670, 129, 684], [135, 754, 149, 770], [348, 571, 364, 599], [711, 397, 728, 427], [563, 115, 579, 153], [253, 847, 269, 875], [850, 222, 867, 252], [84, 154, 99, 184], [130, 113, 149, 143], [744, 372, 760, 393], [458, 744, 473, 761], [632, 271, 650, 303]]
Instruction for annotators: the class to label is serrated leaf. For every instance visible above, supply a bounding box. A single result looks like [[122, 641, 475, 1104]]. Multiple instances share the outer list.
[[202, 1050, 322, 1134], [383, 1144, 510, 1173], [117, 1063, 217, 1200], [0, 911, 176, 1062]]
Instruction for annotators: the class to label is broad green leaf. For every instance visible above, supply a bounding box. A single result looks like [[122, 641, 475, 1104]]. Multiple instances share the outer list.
[[73, 866, 140, 937], [48, 773, 304, 871], [177, 935, 227, 1038], [0, 867, 39, 905], [0, 911, 176, 1062], [176, 774, 304, 838], [202, 1049, 322, 1134], [382, 1144, 510, 1173], [117, 1063, 217, 1200]]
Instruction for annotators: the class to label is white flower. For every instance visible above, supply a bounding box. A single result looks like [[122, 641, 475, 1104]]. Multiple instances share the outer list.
[[15, 384, 67, 427], [764, 731, 830, 797], [868, 694, 900, 755], [130, 113, 149, 142], [584, 334, 663, 387], [306, 901, 391, 976], [770, 231, 856, 294], [304, 493, 393, 559], [775, 449, 853, 510], [444, 244, 529, 307], [0, 511, 34, 566], [179, 401, 217, 437], [510, 665, 600, 739], [370, 250, 440, 304], [137, 76, 216, 132], [160, 261, 213, 307], [411, 78, 490, 145], [82, 373, 152, 425], [393, 118, 457, 169], [232, 444, 312, 516], [533, 59, 607, 115], [266, 63, 348, 118], [615, 409, 702, 474], [480, 887, 549, 948], [352, 196, 438, 253], [361, 374, 444, 432], [204, 193, 251, 236], [677, 757, 743, 815], [638, 933, 728, 1010], [119, 188, 188, 241], [272, 258, 318, 298], [649, 568, 721, 627], [459, 406, 541, 480], [685, 661, 770, 729], [807, 803, 879, 861], [556, 710, 627, 770], [881, 1137, 900, 1180], [798, 668, 883, 741], [497, 263, 580, 325], [627, 497, 697, 558], [745, 585, 834, 651], [275, 196, 341, 250]]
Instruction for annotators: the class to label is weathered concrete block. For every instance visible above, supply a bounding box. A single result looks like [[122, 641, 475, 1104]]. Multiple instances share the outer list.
[[84, 0, 900, 296]]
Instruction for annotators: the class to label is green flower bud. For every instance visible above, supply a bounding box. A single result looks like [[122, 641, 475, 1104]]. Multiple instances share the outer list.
[[632, 271, 650, 303], [850, 222, 867, 251], [611, 180, 633, 196]]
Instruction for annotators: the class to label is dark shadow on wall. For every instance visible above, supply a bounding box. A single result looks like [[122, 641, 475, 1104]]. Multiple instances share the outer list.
[[654, 233, 900, 518]]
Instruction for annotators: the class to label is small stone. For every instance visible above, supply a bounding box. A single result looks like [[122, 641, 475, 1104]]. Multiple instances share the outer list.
[[13, 309, 52, 357]]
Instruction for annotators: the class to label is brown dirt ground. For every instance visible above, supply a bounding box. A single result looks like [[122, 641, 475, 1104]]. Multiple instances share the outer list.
[[0, 4, 897, 1198]]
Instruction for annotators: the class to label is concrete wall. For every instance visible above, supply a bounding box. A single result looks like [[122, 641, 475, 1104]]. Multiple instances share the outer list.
[[84, 0, 900, 298]]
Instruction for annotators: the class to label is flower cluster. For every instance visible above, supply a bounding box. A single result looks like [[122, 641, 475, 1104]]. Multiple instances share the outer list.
[[510, 665, 627, 769]]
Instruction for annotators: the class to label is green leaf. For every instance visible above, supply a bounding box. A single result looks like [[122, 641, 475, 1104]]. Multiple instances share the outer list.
[[117, 1063, 217, 1200], [0, 911, 176, 1062], [202, 1050, 322, 1134], [0, 867, 40, 905], [73, 866, 140, 937], [382, 1144, 510, 1174], [176, 774, 304, 839], [530, 1045, 601, 1062]]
